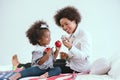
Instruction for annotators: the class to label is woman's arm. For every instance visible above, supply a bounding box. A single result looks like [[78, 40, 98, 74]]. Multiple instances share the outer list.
[[62, 33, 92, 59]]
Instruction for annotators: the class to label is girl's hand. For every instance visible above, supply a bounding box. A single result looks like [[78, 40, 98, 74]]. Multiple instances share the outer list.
[[60, 52, 68, 59], [55, 40, 62, 47], [62, 37, 72, 50], [55, 40, 62, 51], [44, 48, 52, 56], [46, 49, 52, 56], [55, 46, 61, 51]]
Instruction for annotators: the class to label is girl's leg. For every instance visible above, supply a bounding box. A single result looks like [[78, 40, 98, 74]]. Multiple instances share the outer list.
[[20, 66, 46, 78], [10, 66, 46, 80], [39, 72, 49, 79], [39, 66, 61, 79]]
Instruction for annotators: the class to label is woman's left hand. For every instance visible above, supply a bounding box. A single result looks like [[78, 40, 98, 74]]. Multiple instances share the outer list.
[[62, 37, 72, 50]]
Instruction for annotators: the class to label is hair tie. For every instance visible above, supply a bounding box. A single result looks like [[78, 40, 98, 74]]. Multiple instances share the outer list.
[[40, 24, 48, 29]]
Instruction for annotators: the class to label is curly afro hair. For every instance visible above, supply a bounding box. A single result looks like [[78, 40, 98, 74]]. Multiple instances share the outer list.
[[26, 20, 49, 45], [54, 6, 81, 26]]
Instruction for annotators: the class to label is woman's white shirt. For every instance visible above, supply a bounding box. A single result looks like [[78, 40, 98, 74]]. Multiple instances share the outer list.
[[67, 26, 92, 72]]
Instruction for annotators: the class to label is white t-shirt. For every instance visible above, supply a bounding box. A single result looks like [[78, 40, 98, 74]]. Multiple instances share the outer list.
[[31, 45, 54, 69]]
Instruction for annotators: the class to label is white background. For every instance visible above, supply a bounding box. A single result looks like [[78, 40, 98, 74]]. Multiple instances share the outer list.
[[0, 0, 120, 65]]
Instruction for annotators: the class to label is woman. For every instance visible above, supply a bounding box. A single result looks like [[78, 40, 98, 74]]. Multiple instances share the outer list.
[[53, 6, 92, 73]]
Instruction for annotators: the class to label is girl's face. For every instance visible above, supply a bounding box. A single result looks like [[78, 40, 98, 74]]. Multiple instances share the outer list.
[[38, 30, 51, 46], [60, 18, 77, 34]]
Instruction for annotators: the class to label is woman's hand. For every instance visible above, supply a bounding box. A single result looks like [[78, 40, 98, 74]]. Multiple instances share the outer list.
[[60, 52, 68, 59], [62, 37, 72, 50]]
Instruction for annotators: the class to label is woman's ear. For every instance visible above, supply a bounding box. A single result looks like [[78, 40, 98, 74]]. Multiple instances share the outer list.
[[38, 39, 41, 43], [72, 20, 76, 23], [71, 20, 77, 25]]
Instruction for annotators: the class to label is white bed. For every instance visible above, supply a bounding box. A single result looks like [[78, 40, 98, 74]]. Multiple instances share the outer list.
[[0, 54, 120, 80]]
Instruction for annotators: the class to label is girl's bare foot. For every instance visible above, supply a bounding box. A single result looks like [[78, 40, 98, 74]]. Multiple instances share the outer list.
[[12, 54, 19, 67], [39, 72, 49, 79]]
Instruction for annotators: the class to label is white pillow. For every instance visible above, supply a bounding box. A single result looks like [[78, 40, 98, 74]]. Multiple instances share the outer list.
[[108, 53, 120, 66], [90, 58, 110, 75]]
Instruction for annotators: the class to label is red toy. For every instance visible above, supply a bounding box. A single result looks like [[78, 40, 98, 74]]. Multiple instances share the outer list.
[[55, 40, 62, 47]]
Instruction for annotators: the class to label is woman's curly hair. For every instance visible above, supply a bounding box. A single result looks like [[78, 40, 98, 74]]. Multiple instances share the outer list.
[[54, 6, 81, 26], [26, 20, 49, 45]]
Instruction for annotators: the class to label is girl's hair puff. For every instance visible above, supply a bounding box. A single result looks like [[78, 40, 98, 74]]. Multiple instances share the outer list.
[[26, 20, 49, 45]]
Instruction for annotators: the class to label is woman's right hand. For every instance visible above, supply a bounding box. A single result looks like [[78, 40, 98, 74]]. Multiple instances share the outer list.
[[60, 52, 68, 59]]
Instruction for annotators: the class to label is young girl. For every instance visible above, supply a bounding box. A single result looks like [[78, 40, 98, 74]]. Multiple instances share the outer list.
[[9, 20, 61, 80], [54, 6, 92, 74]]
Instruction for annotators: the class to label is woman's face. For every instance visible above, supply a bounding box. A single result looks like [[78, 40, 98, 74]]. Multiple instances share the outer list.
[[38, 30, 51, 46], [60, 18, 77, 34]]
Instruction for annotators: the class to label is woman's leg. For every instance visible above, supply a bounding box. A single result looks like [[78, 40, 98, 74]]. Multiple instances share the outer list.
[[54, 59, 66, 67], [12, 56, 73, 73], [61, 66, 74, 73], [54, 59, 73, 73], [17, 63, 31, 68], [12, 54, 31, 69]]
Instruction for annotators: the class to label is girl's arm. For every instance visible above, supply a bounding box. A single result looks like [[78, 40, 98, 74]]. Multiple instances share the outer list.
[[37, 50, 52, 65]]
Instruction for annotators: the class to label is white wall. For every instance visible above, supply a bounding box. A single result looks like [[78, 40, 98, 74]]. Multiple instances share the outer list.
[[0, 0, 120, 65]]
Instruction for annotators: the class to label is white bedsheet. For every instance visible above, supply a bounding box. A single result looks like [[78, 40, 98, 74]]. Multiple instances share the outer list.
[[75, 74, 114, 80], [0, 65, 12, 71], [0, 65, 115, 80], [20, 74, 114, 80]]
